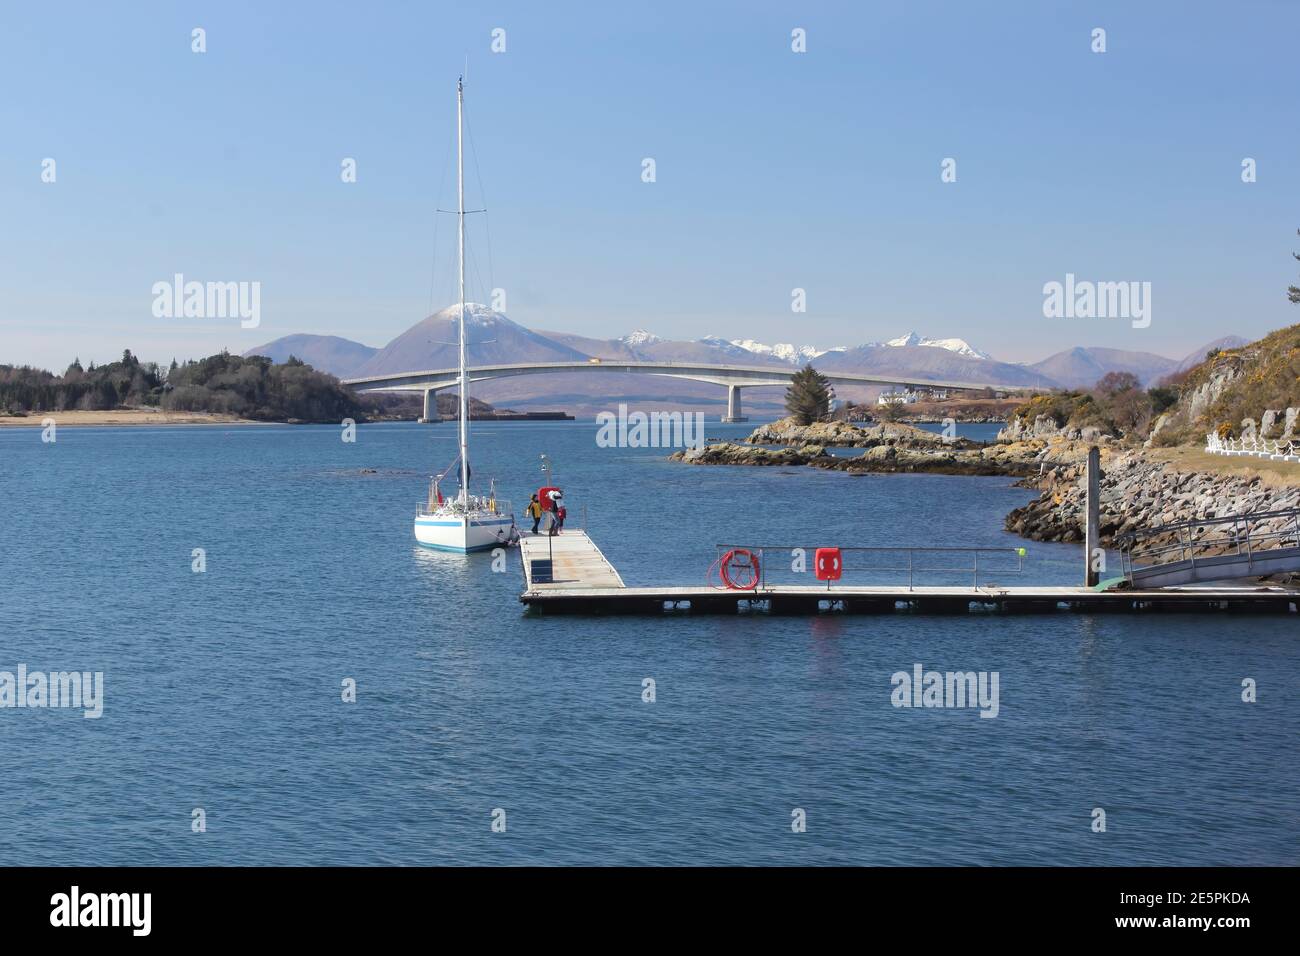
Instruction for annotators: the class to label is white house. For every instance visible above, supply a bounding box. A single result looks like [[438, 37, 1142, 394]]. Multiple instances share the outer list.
[[877, 388, 919, 406]]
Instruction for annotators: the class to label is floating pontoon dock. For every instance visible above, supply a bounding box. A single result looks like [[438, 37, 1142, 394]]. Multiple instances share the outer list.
[[517, 531, 1299, 616], [519, 529, 625, 591]]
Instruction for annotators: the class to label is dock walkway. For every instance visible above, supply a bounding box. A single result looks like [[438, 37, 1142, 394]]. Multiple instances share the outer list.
[[517, 533, 1299, 616], [519, 529, 625, 591]]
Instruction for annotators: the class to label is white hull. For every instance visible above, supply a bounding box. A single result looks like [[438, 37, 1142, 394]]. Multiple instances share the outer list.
[[414, 509, 515, 553]]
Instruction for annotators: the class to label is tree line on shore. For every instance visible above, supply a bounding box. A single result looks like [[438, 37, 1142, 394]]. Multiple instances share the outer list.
[[0, 350, 371, 423]]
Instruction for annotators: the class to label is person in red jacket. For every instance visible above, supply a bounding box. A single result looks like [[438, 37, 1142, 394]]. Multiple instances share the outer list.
[[551, 503, 567, 536]]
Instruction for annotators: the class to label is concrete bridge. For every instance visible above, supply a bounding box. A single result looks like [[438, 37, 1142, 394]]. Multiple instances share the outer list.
[[341, 360, 1018, 422]]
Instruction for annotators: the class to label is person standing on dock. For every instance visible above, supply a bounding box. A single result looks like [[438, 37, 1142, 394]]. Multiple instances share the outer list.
[[554, 503, 567, 536], [526, 494, 543, 535]]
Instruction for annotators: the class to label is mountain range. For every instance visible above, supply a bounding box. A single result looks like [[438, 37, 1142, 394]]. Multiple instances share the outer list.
[[245, 305, 1248, 413]]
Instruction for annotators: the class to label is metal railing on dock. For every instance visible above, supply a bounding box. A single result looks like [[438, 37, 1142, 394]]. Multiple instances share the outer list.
[[1116, 507, 1300, 587], [517, 532, 1298, 615], [714, 544, 1026, 591]]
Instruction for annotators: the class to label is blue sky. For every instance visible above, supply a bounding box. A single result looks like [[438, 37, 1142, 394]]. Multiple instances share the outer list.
[[2, 0, 1298, 371]]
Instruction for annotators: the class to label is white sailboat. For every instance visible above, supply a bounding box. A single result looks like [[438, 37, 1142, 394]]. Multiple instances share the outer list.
[[414, 77, 517, 553]]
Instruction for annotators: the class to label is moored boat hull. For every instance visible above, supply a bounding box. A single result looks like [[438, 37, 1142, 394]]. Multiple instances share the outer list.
[[414, 512, 515, 552]]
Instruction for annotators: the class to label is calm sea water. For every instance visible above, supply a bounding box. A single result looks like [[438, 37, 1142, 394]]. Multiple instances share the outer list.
[[0, 421, 1295, 865]]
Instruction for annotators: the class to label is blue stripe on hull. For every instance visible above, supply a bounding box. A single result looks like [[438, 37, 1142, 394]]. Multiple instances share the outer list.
[[414, 518, 515, 528], [415, 540, 502, 553]]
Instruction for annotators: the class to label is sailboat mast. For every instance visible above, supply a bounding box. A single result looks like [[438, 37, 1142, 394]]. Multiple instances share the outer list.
[[456, 75, 469, 503]]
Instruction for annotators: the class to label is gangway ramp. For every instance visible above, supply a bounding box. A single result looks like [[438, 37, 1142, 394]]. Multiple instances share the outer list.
[[1118, 508, 1300, 589]]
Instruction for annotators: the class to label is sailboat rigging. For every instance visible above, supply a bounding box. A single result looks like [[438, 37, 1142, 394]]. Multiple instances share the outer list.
[[413, 76, 517, 553]]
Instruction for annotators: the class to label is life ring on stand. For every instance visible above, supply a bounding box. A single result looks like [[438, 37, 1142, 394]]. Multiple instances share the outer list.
[[708, 548, 761, 590]]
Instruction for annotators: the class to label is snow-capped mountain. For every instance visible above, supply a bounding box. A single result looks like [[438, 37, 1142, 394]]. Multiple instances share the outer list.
[[696, 335, 762, 358], [728, 340, 826, 361], [249, 304, 1250, 413], [620, 329, 661, 347], [692, 331, 989, 365], [717, 338, 847, 364], [351, 303, 588, 375], [884, 331, 991, 360]]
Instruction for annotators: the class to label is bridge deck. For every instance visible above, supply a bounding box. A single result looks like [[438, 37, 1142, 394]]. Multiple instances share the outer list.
[[342, 360, 1031, 395]]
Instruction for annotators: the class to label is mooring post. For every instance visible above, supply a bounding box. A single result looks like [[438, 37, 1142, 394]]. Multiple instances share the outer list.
[[1085, 445, 1100, 587]]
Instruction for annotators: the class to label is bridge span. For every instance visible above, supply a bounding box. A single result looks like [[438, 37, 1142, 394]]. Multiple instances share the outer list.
[[341, 360, 1022, 422]]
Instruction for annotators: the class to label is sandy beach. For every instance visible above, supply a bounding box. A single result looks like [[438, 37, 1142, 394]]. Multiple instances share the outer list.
[[0, 409, 264, 427]]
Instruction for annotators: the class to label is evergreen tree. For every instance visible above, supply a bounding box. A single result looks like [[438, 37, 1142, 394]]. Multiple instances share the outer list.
[[785, 364, 833, 425]]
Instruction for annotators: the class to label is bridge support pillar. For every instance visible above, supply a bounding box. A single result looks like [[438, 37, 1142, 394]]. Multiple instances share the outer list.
[[722, 384, 748, 423], [418, 388, 438, 424]]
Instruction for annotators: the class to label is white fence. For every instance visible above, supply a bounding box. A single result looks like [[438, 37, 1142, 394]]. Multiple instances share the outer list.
[[1205, 432, 1300, 462]]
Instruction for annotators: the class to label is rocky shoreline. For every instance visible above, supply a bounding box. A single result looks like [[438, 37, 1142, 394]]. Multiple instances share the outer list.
[[671, 417, 1300, 553], [672, 418, 1065, 477], [670, 438, 1046, 477], [1004, 449, 1300, 545], [743, 420, 1008, 449]]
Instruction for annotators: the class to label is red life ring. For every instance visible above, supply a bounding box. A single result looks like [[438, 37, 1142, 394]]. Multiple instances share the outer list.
[[709, 548, 761, 590]]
